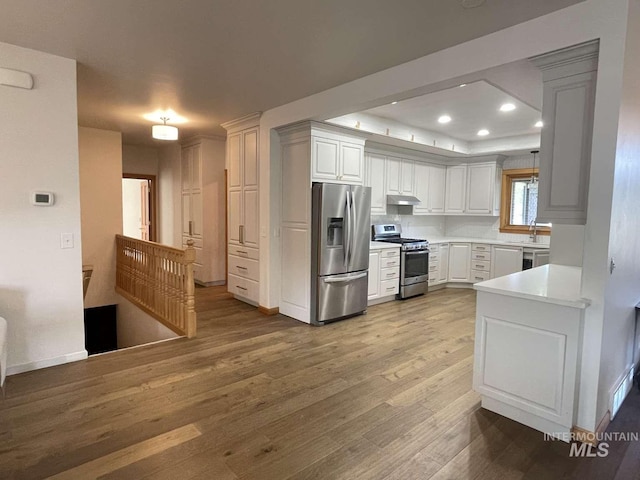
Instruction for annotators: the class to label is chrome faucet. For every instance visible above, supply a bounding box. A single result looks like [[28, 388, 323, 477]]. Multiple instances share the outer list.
[[529, 219, 538, 243]]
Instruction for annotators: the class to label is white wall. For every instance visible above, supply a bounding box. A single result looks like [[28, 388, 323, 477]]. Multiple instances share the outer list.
[[0, 42, 86, 374], [599, 0, 640, 423], [158, 144, 181, 247], [79, 127, 123, 309], [122, 144, 159, 176], [258, 0, 631, 432]]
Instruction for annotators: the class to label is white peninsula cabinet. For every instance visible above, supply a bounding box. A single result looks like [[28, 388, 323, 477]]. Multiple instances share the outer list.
[[491, 245, 524, 279], [448, 243, 472, 283], [473, 265, 589, 439]]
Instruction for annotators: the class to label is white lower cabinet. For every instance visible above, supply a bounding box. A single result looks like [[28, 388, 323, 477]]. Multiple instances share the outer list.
[[448, 243, 472, 283], [368, 247, 400, 303], [491, 245, 524, 279]]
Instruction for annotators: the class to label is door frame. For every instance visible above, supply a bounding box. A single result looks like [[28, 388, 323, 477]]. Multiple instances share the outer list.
[[123, 173, 157, 242]]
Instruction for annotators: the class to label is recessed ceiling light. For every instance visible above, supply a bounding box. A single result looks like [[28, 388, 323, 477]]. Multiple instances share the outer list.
[[391, 101, 398, 105], [477, 129, 490, 136], [459, 84, 467, 88], [438, 115, 452, 124], [535, 120, 544, 128], [500, 103, 516, 112]]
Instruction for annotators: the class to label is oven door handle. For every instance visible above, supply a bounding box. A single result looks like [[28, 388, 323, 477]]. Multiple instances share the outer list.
[[404, 250, 429, 256]]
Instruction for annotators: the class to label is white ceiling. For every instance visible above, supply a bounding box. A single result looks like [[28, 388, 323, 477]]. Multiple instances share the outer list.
[[366, 80, 542, 141], [0, 0, 581, 145]]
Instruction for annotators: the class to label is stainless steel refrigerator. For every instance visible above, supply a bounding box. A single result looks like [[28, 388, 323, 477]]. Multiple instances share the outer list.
[[311, 183, 371, 325]]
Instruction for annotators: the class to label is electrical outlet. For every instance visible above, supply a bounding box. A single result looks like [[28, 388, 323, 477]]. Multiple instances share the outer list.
[[61, 233, 74, 249]]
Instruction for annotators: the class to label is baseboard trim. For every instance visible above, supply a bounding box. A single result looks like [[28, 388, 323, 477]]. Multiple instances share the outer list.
[[195, 280, 226, 287], [258, 306, 279, 315], [572, 412, 611, 446], [7, 350, 88, 376]]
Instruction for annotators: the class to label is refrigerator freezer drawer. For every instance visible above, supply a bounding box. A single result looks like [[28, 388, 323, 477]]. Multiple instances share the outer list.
[[315, 271, 368, 324]]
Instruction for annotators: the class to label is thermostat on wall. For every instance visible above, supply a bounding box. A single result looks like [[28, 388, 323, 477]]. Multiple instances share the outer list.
[[31, 191, 55, 206]]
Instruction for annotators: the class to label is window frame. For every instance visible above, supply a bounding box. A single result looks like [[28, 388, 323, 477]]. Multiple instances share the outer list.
[[499, 168, 551, 236]]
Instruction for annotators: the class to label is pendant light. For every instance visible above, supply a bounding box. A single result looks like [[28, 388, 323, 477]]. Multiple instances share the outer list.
[[152, 117, 179, 141], [528, 150, 539, 189]]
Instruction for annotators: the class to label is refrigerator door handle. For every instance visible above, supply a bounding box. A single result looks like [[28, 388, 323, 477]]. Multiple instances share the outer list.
[[323, 272, 367, 283], [350, 188, 357, 266], [344, 190, 351, 267]]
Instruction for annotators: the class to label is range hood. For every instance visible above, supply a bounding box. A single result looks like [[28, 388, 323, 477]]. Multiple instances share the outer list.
[[386, 195, 422, 206]]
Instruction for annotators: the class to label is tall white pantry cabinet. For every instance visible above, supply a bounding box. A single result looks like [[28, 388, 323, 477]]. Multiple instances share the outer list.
[[222, 113, 261, 305], [181, 137, 226, 286]]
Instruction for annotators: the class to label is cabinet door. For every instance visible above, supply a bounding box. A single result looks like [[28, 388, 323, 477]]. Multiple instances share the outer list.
[[190, 191, 203, 238], [428, 165, 446, 213], [413, 162, 430, 214], [368, 251, 380, 299], [227, 133, 242, 189], [385, 156, 402, 195], [448, 243, 471, 282], [228, 190, 242, 244], [243, 189, 259, 248], [491, 246, 523, 279], [340, 142, 364, 184], [181, 147, 192, 191], [366, 153, 387, 215], [537, 71, 596, 225], [438, 244, 449, 283], [445, 165, 467, 213], [243, 128, 259, 188], [191, 144, 202, 191], [400, 159, 415, 195], [181, 193, 191, 236], [311, 137, 340, 181], [466, 163, 495, 214]]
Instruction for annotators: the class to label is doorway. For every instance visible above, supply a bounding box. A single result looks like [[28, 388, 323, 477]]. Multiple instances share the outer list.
[[122, 174, 156, 241]]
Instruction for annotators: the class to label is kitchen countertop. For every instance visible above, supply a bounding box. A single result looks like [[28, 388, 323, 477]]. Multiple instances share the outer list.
[[370, 241, 402, 250], [428, 237, 550, 250], [474, 264, 589, 309]]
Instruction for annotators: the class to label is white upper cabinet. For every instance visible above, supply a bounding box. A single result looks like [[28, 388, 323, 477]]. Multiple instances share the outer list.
[[531, 41, 598, 225], [386, 156, 415, 195], [413, 162, 430, 214], [428, 165, 446, 214], [466, 163, 499, 215], [445, 165, 467, 214], [311, 132, 365, 185], [365, 152, 387, 215]]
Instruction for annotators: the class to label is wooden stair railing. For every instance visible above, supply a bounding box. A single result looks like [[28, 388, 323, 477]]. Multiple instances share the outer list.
[[115, 235, 197, 338]]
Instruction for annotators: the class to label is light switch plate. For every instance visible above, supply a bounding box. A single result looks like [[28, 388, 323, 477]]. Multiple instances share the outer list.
[[61, 233, 74, 249]]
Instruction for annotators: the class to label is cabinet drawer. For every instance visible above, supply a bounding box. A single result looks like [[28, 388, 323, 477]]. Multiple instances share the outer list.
[[471, 251, 491, 261], [228, 255, 259, 281], [380, 267, 399, 281], [428, 274, 438, 285], [228, 244, 259, 260], [183, 237, 203, 249], [380, 257, 400, 269], [228, 274, 259, 302], [471, 270, 491, 283], [428, 263, 439, 273], [429, 244, 440, 253], [471, 260, 490, 271], [472, 244, 491, 252], [430, 251, 439, 262], [380, 248, 400, 258], [380, 278, 399, 296]]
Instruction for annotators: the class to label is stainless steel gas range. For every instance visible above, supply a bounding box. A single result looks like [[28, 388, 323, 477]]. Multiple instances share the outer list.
[[372, 224, 429, 299]]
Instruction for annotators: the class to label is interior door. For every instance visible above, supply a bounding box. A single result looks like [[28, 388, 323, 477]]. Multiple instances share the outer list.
[[139, 181, 150, 241]]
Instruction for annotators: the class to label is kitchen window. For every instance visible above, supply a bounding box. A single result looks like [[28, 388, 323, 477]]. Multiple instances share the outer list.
[[499, 168, 551, 235]]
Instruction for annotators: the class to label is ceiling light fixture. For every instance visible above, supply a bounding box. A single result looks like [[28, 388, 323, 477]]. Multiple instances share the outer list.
[[438, 115, 452, 124], [477, 129, 490, 136], [459, 84, 467, 88], [499, 103, 516, 112], [391, 101, 398, 105], [152, 117, 179, 141], [535, 120, 544, 128]]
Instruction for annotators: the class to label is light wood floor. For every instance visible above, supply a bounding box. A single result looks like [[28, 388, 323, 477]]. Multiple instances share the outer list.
[[1, 287, 639, 479]]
